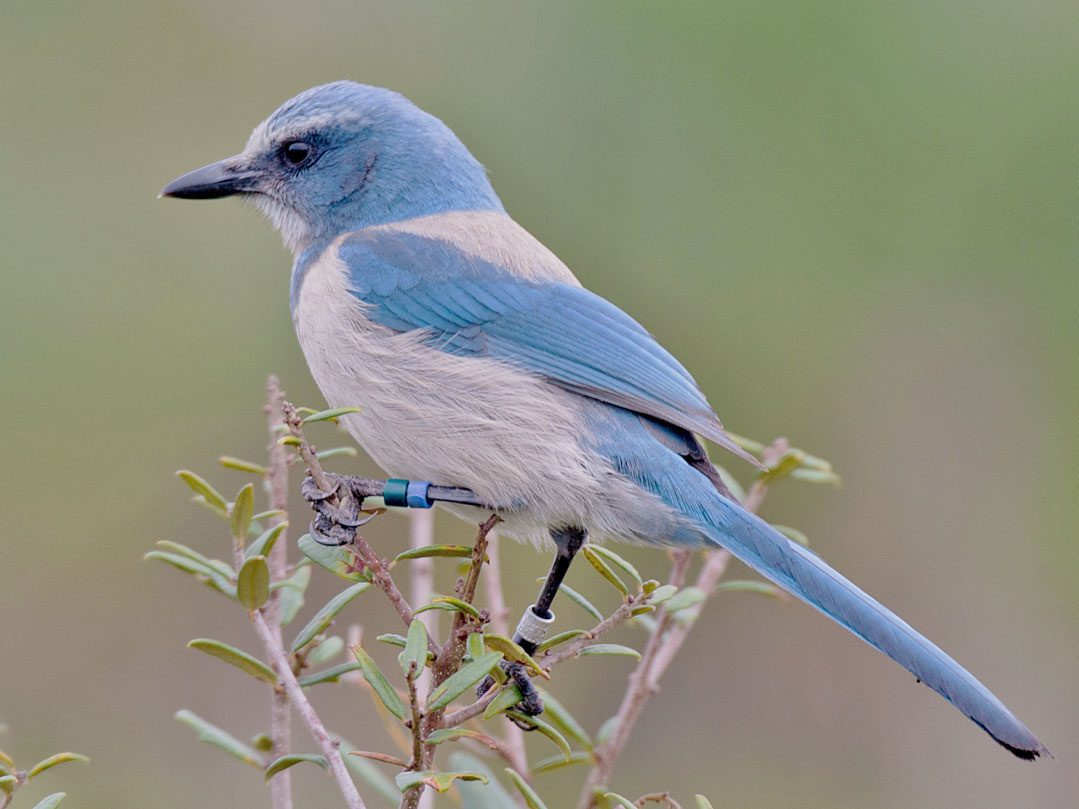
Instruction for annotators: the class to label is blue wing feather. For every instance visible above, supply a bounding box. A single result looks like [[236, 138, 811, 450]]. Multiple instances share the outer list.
[[338, 230, 756, 464]]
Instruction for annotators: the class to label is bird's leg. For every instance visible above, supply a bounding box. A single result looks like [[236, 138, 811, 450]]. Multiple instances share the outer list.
[[301, 473, 384, 546], [480, 526, 588, 724]]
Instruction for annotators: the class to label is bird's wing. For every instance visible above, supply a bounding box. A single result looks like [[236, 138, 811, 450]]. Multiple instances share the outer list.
[[337, 229, 759, 467]]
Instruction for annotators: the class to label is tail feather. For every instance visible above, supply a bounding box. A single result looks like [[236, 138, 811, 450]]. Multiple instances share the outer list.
[[708, 497, 1049, 759]]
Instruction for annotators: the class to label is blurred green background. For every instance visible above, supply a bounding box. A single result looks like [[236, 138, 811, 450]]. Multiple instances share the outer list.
[[2, 1, 1077, 806]]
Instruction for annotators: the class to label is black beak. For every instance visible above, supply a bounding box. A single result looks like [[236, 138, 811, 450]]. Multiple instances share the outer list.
[[160, 157, 261, 200]]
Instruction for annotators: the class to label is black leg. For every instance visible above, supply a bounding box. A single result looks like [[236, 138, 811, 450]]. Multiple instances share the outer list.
[[513, 526, 587, 655]]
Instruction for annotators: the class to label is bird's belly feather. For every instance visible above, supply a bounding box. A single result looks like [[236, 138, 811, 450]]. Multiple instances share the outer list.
[[291, 246, 681, 547]]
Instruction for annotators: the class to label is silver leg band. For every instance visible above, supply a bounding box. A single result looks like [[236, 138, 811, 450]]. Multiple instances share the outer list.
[[515, 607, 556, 646]]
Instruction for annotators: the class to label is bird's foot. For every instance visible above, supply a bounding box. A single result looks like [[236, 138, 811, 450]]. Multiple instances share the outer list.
[[477, 661, 544, 729], [301, 473, 381, 546]]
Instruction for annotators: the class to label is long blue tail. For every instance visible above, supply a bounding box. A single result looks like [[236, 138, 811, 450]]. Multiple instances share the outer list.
[[705, 495, 1048, 759]]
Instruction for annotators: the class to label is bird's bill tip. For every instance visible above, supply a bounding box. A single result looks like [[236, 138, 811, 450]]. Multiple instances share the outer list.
[[159, 157, 259, 200]]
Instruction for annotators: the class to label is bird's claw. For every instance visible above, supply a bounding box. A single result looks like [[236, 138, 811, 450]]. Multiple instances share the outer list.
[[476, 660, 544, 728], [303, 473, 374, 546]]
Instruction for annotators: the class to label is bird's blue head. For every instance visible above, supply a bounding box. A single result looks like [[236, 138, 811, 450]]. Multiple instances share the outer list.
[[161, 81, 504, 253]]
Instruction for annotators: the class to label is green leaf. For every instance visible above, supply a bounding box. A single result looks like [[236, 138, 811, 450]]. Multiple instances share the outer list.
[[253, 509, 286, 521], [482, 683, 524, 719], [648, 584, 678, 605], [277, 565, 311, 627], [174, 710, 262, 768], [504, 712, 572, 760], [301, 406, 362, 424], [26, 753, 88, 779], [535, 688, 592, 751], [758, 449, 806, 483], [395, 770, 488, 793], [376, 633, 407, 648], [727, 432, 765, 454], [695, 796, 716, 809], [264, 754, 326, 781], [219, 456, 268, 476], [338, 737, 400, 804], [0, 775, 16, 790], [230, 483, 255, 543], [154, 540, 234, 579], [144, 551, 236, 598], [664, 585, 706, 614], [578, 644, 641, 660], [246, 523, 287, 560], [252, 734, 274, 752], [306, 635, 345, 666], [585, 545, 642, 590], [415, 596, 481, 621], [558, 583, 603, 622], [290, 581, 371, 653], [449, 753, 518, 808], [176, 470, 228, 514], [30, 794, 66, 809], [533, 750, 591, 774], [483, 634, 545, 677], [188, 639, 276, 684], [315, 446, 358, 461], [790, 467, 843, 486], [604, 794, 637, 809], [428, 652, 503, 711], [504, 767, 549, 809], [401, 619, 429, 677], [466, 631, 486, 662], [582, 546, 629, 596], [535, 629, 587, 653], [298, 534, 370, 582], [352, 647, 406, 720], [298, 661, 363, 687], [237, 555, 270, 612], [774, 525, 809, 546], [393, 544, 479, 564], [715, 580, 783, 599], [424, 728, 498, 747]]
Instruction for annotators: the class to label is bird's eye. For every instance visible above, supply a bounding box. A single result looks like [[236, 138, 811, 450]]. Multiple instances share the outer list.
[[282, 141, 314, 166]]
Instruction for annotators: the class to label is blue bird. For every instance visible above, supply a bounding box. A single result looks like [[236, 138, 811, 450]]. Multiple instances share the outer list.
[[162, 80, 1047, 759]]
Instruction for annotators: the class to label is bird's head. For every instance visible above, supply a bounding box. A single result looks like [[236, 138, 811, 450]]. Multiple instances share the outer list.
[[161, 81, 503, 253]]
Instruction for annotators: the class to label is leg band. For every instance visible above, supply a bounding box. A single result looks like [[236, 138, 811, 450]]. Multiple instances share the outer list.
[[515, 606, 556, 646]]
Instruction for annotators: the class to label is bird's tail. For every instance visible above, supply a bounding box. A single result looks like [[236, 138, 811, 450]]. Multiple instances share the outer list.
[[702, 495, 1049, 759]]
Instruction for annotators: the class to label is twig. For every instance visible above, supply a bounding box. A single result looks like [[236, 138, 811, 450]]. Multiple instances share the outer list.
[[253, 610, 365, 809], [400, 665, 426, 809], [408, 510, 438, 809], [576, 441, 783, 808], [540, 599, 640, 669], [263, 376, 294, 809]]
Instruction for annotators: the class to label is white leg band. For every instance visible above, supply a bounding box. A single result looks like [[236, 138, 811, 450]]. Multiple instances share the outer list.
[[515, 607, 556, 646]]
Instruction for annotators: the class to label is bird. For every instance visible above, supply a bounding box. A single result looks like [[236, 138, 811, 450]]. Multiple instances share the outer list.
[[162, 80, 1047, 759]]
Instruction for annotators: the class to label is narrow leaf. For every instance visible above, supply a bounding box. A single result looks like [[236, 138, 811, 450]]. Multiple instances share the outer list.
[[428, 652, 503, 711], [648, 584, 678, 605], [176, 470, 228, 513], [154, 540, 234, 579], [504, 711, 572, 759], [219, 456, 267, 476], [277, 565, 310, 626], [401, 619, 428, 677], [264, 754, 326, 781], [582, 546, 628, 596], [315, 446, 358, 461], [483, 684, 524, 719], [533, 751, 591, 774], [27, 753, 88, 779], [604, 793, 637, 809], [424, 728, 499, 749], [695, 796, 716, 809], [298, 661, 363, 687], [578, 644, 641, 660], [246, 523, 287, 560], [586, 545, 642, 590], [395, 770, 487, 793], [664, 585, 706, 614], [558, 583, 603, 622], [535, 629, 587, 653], [174, 710, 262, 768], [30, 794, 66, 809], [0, 775, 16, 789], [338, 736, 400, 804], [505, 768, 549, 809], [535, 688, 592, 751], [483, 634, 546, 677], [237, 555, 270, 611], [290, 582, 371, 652], [306, 635, 345, 666], [376, 633, 407, 648], [466, 631, 485, 662], [790, 467, 843, 486], [715, 580, 783, 599], [301, 406, 362, 424], [393, 544, 478, 563], [144, 551, 236, 598], [352, 647, 406, 720], [449, 753, 517, 808], [299, 534, 370, 582], [188, 639, 276, 684], [415, 596, 481, 621], [230, 483, 255, 542]]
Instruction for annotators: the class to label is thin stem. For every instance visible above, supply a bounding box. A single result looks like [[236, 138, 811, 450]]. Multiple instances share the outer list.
[[253, 610, 366, 809], [408, 510, 438, 809], [264, 376, 293, 809]]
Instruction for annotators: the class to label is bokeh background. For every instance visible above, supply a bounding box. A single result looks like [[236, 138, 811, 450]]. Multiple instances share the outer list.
[[2, 1, 1077, 807]]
